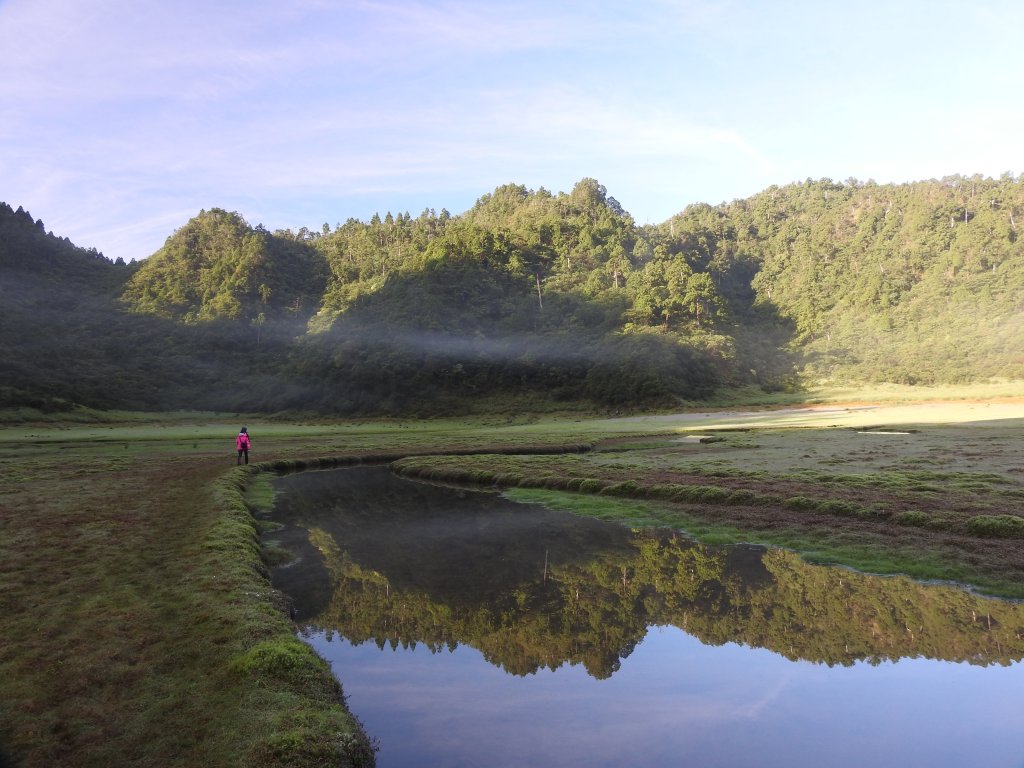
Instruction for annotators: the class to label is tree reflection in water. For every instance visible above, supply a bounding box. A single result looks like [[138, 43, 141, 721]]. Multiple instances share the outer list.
[[265, 466, 1024, 677]]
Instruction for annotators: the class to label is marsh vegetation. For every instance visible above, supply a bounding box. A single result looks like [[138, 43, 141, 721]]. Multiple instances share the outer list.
[[3, 402, 1024, 766]]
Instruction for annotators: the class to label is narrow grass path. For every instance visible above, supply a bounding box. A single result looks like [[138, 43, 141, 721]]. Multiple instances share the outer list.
[[0, 439, 372, 767]]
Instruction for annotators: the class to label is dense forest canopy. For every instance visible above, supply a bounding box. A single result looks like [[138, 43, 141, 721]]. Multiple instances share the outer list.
[[122, 209, 327, 324], [2, 173, 1022, 414]]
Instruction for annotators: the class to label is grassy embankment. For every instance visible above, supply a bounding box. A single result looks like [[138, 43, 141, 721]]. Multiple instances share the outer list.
[[0, 421, 374, 767], [0, 415, 600, 767], [3, 392, 1024, 765]]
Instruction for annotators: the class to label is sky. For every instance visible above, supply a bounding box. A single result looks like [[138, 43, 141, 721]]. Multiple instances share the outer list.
[[2, 0, 1023, 263]]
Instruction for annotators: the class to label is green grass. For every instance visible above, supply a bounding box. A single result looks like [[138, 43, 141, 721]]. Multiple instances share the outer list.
[[965, 514, 1024, 538], [5, 396, 1024, 765], [0, 431, 384, 767]]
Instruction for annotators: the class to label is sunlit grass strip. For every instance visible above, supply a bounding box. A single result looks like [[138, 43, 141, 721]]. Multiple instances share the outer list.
[[778, 469, 1015, 493], [391, 457, 1022, 539]]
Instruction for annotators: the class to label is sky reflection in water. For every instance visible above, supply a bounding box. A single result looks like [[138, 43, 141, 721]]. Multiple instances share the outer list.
[[309, 628, 1024, 768], [268, 467, 1024, 768]]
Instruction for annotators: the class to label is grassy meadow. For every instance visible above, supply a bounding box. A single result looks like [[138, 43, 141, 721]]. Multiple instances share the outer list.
[[3, 391, 1024, 766]]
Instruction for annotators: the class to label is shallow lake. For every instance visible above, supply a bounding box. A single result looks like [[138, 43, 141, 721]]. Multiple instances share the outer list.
[[266, 466, 1024, 768]]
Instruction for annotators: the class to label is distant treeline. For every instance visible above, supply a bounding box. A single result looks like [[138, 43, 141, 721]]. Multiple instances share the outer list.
[[2, 173, 1022, 414]]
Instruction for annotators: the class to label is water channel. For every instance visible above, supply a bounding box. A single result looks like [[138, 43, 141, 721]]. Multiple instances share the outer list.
[[264, 466, 1024, 768]]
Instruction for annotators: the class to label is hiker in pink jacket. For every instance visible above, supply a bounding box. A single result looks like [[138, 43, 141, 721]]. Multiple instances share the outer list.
[[236, 427, 252, 465]]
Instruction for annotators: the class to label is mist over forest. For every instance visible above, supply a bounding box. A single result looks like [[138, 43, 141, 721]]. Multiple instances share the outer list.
[[2, 173, 1022, 415]]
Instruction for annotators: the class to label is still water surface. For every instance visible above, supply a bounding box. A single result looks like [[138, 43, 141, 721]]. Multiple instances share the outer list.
[[267, 466, 1024, 768]]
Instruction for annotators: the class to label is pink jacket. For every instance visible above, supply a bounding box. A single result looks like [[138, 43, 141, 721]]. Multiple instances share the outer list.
[[236, 432, 251, 450]]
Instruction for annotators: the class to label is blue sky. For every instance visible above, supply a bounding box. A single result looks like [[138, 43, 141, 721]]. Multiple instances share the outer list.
[[2, 0, 1022, 263]]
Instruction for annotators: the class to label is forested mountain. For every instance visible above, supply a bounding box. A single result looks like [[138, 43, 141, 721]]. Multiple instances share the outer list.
[[2, 173, 1023, 414]]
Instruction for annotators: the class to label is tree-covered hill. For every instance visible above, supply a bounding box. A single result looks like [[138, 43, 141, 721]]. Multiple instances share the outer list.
[[712, 174, 1024, 384], [3, 173, 1023, 414], [122, 208, 328, 325]]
